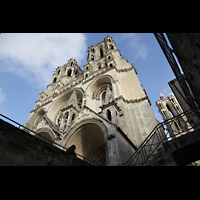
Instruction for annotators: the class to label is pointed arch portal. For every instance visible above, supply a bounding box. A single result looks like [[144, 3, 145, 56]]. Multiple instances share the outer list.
[[63, 122, 107, 165]]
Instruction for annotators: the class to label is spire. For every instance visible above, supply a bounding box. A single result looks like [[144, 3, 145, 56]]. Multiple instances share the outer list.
[[159, 92, 165, 100]]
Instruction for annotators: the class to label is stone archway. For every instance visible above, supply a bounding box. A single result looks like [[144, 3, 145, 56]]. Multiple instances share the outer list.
[[62, 119, 108, 165], [35, 128, 55, 145], [85, 75, 114, 99]]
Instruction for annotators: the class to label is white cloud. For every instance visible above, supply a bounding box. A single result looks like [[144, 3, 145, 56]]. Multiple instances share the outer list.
[[0, 33, 87, 89], [119, 33, 148, 60]]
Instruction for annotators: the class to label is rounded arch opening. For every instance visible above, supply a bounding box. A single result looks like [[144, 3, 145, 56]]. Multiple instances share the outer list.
[[86, 75, 113, 99], [67, 69, 72, 77], [64, 122, 107, 165]]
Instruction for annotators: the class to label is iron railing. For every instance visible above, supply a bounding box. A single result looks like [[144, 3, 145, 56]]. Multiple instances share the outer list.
[[119, 109, 200, 166], [2, 109, 200, 166], [0, 113, 101, 166]]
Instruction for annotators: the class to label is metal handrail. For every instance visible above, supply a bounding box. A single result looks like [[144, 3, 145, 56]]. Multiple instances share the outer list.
[[119, 109, 200, 166], [0, 113, 101, 166], [2, 109, 200, 166]]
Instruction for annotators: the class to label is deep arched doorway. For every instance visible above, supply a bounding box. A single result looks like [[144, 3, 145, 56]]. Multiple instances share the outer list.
[[66, 123, 106, 165]]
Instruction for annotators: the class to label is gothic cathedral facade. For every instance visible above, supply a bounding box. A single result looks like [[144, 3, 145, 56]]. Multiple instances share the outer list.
[[24, 36, 159, 165]]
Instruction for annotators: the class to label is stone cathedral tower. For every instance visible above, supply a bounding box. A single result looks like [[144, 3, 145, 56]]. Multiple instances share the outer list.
[[156, 93, 183, 121], [24, 36, 159, 166], [156, 93, 191, 137]]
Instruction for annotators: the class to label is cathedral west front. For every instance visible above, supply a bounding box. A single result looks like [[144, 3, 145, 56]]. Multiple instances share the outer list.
[[24, 36, 159, 166]]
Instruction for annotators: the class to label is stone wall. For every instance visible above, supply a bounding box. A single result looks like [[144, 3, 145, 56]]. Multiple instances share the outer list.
[[163, 128, 200, 166], [166, 33, 200, 110], [0, 119, 92, 166]]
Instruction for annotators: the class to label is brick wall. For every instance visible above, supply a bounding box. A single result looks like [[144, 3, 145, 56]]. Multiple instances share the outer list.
[[0, 119, 92, 166]]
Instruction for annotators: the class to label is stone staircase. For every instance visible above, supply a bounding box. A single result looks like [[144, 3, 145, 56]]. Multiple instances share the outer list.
[[119, 109, 200, 166], [136, 126, 200, 166]]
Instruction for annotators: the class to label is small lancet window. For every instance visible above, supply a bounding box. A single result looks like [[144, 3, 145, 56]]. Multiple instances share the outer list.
[[53, 77, 57, 84], [102, 91, 106, 103], [100, 48, 104, 58], [57, 69, 60, 75], [74, 69, 78, 76], [67, 69, 72, 77], [106, 110, 112, 121], [166, 104, 173, 117], [72, 114, 76, 121], [91, 55, 94, 60]]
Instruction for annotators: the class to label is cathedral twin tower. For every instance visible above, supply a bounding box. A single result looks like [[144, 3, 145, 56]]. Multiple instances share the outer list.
[[24, 36, 159, 165]]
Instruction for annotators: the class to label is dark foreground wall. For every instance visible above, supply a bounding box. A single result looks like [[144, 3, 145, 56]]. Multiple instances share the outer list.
[[0, 119, 91, 166], [166, 33, 200, 110], [163, 128, 200, 166]]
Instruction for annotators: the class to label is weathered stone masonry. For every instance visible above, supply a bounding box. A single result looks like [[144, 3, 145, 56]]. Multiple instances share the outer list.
[[0, 119, 91, 166]]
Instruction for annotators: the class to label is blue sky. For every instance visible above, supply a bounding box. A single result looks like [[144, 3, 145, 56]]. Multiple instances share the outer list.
[[0, 33, 175, 126]]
